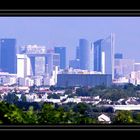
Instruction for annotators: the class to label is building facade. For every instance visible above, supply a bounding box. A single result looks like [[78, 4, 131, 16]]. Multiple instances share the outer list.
[[94, 39, 103, 72], [45, 53, 60, 76], [17, 54, 27, 78], [0, 39, 17, 74], [101, 33, 115, 79], [25, 45, 46, 76], [79, 39, 91, 70], [57, 74, 112, 87], [54, 47, 66, 69], [94, 34, 115, 79]]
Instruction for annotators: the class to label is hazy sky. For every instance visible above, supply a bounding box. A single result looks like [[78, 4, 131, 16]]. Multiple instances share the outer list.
[[0, 17, 140, 62]]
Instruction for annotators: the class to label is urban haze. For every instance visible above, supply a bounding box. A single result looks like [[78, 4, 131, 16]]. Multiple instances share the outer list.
[[0, 17, 140, 125]]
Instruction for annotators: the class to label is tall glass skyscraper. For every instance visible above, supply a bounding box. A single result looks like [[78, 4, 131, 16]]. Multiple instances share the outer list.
[[79, 39, 90, 70], [0, 39, 17, 74], [94, 34, 115, 79], [94, 39, 103, 72], [45, 53, 60, 76], [29, 56, 35, 76], [90, 43, 94, 71], [102, 33, 115, 79], [54, 47, 66, 69]]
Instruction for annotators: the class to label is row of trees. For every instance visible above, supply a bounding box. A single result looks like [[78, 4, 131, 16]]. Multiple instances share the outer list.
[[74, 84, 140, 101], [1, 100, 140, 124], [0, 101, 97, 124], [4, 83, 140, 105], [114, 110, 140, 124]]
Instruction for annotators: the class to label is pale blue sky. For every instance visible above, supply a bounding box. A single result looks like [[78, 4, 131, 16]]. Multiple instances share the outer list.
[[0, 17, 140, 62]]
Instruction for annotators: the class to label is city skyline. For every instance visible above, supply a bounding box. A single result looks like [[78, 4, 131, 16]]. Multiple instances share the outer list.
[[0, 17, 140, 62]]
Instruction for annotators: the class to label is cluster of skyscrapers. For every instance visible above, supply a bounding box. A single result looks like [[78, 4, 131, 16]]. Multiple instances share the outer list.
[[0, 40, 66, 86], [17, 45, 66, 77], [1, 33, 139, 87], [0, 42, 66, 76], [114, 53, 140, 85], [69, 33, 115, 79]]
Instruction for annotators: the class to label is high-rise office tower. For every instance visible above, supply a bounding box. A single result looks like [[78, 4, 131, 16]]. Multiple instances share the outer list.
[[79, 39, 90, 70], [90, 43, 94, 71], [0, 39, 17, 74], [54, 47, 66, 69], [102, 33, 115, 79], [45, 53, 60, 76], [17, 54, 31, 78], [29, 56, 35, 76], [94, 33, 115, 79], [114, 53, 123, 78], [94, 39, 103, 72]]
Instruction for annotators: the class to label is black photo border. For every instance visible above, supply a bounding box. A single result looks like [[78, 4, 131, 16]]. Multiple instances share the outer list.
[[0, 9, 140, 131]]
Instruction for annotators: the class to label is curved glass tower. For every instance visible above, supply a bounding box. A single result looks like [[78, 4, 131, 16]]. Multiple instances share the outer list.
[[79, 39, 90, 70], [94, 33, 115, 79]]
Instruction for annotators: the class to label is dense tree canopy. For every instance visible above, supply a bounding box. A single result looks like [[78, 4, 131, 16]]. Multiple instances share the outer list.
[[0, 101, 97, 124], [1, 84, 140, 124], [114, 111, 133, 124]]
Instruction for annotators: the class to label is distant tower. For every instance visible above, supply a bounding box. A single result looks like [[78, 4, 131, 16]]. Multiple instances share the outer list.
[[79, 39, 90, 70], [94, 39, 103, 72], [114, 53, 123, 78], [94, 33, 115, 79], [17, 54, 31, 78], [54, 47, 66, 69], [0, 39, 17, 74], [90, 43, 94, 71], [102, 33, 115, 79], [45, 53, 60, 76], [29, 56, 35, 76]]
